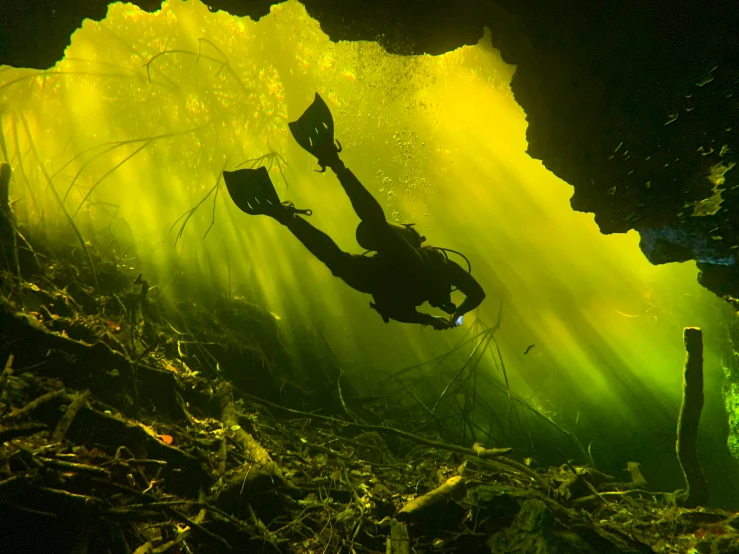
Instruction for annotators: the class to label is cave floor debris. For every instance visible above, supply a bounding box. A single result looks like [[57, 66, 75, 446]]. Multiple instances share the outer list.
[[2, 248, 739, 554]]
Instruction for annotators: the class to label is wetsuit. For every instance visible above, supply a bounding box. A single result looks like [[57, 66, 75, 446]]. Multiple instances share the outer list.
[[281, 160, 486, 328]]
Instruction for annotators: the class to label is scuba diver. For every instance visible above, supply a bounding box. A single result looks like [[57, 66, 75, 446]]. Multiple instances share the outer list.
[[223, 93, 485, 330]]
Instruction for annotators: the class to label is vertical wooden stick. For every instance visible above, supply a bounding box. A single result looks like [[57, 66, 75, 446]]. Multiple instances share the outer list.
[[0, 354, 14, 392], [676, 327, 708, 507], [0, 162, 10, 207], [0, 162, 20, 276]]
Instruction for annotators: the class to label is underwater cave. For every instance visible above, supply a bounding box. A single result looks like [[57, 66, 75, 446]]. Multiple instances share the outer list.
[[1, 0, 739, 552]]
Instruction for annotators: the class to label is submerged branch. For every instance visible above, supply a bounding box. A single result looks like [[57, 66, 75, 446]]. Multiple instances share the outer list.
[[10, 116, 39, 212], [143, 39, 254, 99], [0, 70, 156, 95], [169, 183, 219, 247], [17, 112, 100, 290], [59, 120, 226, 210], [72, 140, 152, 218], [239, 390, 548, 489], [432, 330, 494, 414]]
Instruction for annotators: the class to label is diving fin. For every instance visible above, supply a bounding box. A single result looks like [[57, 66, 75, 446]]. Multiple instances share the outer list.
[[223, 167, 313, 220], [288, 92, 342, 172]]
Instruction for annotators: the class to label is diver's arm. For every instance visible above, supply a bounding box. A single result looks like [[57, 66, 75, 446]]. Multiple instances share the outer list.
[[380, 305, 452, 330], [400, 311, 453, 330], [447, 260, 486, 318]]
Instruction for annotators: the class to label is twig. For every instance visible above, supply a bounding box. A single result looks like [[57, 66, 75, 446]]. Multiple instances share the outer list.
[[52, 389, 89, 442], [572, 488, 672, 505], [165, 507, 233, 551], [6, 501, 60, 519], [432, 329, 495, 413], [108, 458, 168, 467], [203, 181, 220, 240], [10, 116, 39, 212], [393, 328, 490, 377], [3, 389, 70, 420], [17, 112, 100, 290], [556, 449, 610, 507], [170, 183, 218, 247], [38, 486, 103, 508], [143, 48, 236, 90], [479, 456, 549, 489], [38, 457, 109, 476], [199, 38, 253, 96], [0, 117, 8, 162], [472, 443, 513, 458], [337, 370, 357, 423], [109, 500, 192, 512], [57, 125, 221, 203], [0, 69, 164, 96], [71, 140, 153, 218], [343, 464, 366, 550], [381, 371, 448, 434], [153, 532, 191, 554], [474, 367, 595, 467], [14, 227, 41, 271], [240, 390, 548, 489], [170, 151, 231, 245], [0, 423, 48, 443]]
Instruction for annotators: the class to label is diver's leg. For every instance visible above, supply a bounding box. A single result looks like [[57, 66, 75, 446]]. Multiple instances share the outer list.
[[283, 215, 375, 293], [326, 158, 387, 226], [288, 93, 425, 274], [324, 158, 427, 266], [288, 93, 386, 226], [322, 157, 429, 276]]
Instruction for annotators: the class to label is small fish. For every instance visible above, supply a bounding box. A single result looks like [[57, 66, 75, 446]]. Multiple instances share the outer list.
[[524, 344, 535, 355]]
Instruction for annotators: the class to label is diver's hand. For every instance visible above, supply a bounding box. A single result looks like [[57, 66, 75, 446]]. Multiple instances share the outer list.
[[450, 313, 464, 328]]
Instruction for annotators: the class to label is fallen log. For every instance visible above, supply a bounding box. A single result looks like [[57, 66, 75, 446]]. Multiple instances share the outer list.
[[396, 475, 467, 523], [214, 382, 293, 511]]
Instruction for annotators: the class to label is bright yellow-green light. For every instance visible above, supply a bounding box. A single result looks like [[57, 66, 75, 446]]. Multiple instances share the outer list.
[[0, 0, 732, 428]]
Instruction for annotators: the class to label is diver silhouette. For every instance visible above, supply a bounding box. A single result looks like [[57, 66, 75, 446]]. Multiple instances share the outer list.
[[223, 93, 485, 330]]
